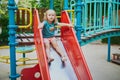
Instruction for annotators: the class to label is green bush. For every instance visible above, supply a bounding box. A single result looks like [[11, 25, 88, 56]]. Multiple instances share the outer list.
[[0, 14, 9, 46], [102, 36, 120, 45]]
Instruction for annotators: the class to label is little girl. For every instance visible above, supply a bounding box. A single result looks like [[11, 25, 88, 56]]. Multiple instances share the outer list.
[[38, 9, 73, 64]]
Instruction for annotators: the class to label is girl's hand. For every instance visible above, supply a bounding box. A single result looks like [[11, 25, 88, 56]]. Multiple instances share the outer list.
[[38, 22, 44, 29], [50, 27, 54, 31], [38, 26, 41, 29], [68, 24, 74, 28], [58, 23, 74, 28]]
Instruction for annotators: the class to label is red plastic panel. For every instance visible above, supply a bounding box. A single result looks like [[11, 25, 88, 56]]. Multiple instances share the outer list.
[[21, 64, 42, 80], [21, 9, 50, 80], [60, 11, 92, 80], [33, 9, 50, 80]]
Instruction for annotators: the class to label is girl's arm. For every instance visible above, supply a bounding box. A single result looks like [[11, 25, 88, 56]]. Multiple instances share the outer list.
[[57, 23, 73, 28], [38, 22, 44, 29]]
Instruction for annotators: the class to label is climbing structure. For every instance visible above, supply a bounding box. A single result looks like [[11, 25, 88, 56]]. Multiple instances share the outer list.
[[7, 0, 120, 80]]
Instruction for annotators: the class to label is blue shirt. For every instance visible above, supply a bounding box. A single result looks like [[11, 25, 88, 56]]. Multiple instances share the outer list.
[[42, 21, 57, 38]]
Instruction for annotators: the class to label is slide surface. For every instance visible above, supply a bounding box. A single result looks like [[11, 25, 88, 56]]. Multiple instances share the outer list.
[[21, 9, 92, 80]]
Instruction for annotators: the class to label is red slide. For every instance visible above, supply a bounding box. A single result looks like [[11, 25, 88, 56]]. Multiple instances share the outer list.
[[60, 11, 92, 80], [21, 9, 92, 80]]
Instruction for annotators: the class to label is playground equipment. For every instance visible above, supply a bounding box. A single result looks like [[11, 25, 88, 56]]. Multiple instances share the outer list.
[[21, 9, 92, 80], [111, 48, 120, 64], [0, 8, 36, 65], [0, 46, 10, 63], [15, 8, 37, 66], [70, 0, 120, 62], [0, 55, 10, 63], [7, 0, 120, 80], [16, 46, 36, 66], [16, 8, 32, 28], [74, 0, 120, 46]]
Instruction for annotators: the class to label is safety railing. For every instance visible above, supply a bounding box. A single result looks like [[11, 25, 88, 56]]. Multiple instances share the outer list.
[[82, 0, 120, 36], [16, 8, 32, 28], [66, 10, 75, 25], [70, 0, 120, 37]]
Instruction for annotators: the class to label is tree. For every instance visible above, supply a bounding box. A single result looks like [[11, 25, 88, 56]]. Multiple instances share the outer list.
[[17, 0, 32, 8]]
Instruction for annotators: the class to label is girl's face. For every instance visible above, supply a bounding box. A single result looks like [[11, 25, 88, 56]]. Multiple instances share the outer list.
[[46, 11, 56, 23]]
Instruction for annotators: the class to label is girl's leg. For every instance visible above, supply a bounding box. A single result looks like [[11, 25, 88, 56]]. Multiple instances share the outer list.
[[44, 38, 54, 63], [50, 37, 67, 61]]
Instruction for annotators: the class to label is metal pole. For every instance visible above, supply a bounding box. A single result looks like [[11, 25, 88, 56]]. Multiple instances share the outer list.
[[107, 0, 112, 62], [107, 37, 111, 62], [8, 0, 19, 80], [75, 0, 82, 41], [64, 0, 69, 10], [50, 0, 54, 9]]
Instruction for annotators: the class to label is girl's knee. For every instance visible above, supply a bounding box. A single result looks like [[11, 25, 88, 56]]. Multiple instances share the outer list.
[[45, 43, 50, 48], [44, 41, 50, 48], [44, 38, 49, 43]]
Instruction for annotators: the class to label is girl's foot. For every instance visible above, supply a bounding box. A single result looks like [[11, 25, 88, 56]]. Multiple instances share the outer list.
[[48, 58, 54, 64], [61, 56, 67, 62]]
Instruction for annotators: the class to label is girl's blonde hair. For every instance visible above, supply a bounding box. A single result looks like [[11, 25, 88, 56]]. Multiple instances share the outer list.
[[43, 9, 58, 24]]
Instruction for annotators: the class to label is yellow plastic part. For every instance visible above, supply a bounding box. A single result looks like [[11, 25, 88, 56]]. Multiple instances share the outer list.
[[17, 58, 30, 62], [0, 46, 9, 49], [66, 10, 75, 24], [18, 8, 32, 29], [0, 56, 10, 63]]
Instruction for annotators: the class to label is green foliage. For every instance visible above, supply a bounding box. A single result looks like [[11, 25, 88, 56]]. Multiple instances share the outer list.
[[0, 0, 9, 46], [0, 15, 9, 46], [102, 36, 120, 45], [38, 0, 64, 15], [39, 0, 49, 8], [0, 14, 8, 27], [18, 0, 31, 8], [29, 0, 39, 8], [0, 29, 9, 46], [54, 0, 63, 15], [0, 9, 5, 14], [0, 0, 7, 14]]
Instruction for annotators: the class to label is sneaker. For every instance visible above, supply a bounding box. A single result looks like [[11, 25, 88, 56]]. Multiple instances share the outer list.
[[61, 56, 67, 62], [48, 58, 54, 64]]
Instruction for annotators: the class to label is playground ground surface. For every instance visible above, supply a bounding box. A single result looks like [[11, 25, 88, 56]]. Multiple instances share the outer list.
[[0, 40, 120, 80]]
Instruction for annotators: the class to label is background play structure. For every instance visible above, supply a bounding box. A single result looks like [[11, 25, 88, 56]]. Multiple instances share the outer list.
[[1, 0, 120, 80]]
